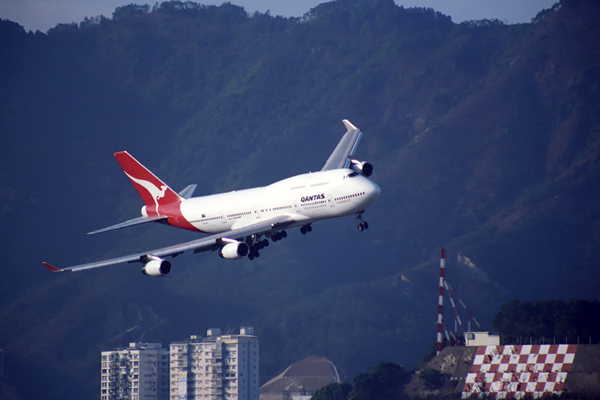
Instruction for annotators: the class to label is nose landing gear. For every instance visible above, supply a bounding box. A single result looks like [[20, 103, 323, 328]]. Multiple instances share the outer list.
[[356, 210, 369, 231]]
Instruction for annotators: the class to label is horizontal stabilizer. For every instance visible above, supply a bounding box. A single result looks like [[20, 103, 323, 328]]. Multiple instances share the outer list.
[[87, 215, 168, 235], [179, 184, 197, 199]]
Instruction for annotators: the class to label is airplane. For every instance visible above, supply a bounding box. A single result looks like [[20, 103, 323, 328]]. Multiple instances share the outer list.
[[43, 120, 380, 276]]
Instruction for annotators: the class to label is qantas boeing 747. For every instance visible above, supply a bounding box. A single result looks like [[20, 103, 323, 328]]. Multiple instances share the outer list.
[[43, 120, 380, 276]]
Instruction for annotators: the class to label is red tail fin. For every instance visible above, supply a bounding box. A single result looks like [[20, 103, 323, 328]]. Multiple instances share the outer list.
[[114, 151, 181, 215]]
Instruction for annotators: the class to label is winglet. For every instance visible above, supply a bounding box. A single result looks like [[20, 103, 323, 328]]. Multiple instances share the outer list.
[[342, 119, 357, 131], [321, 120, 363, 171], [42, 262, 61, 272]]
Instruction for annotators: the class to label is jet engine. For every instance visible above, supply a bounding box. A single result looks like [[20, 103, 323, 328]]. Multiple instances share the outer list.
[[141, 257, 172, 276], [350, 159, 373, 177], [219, 241, 250, 259]]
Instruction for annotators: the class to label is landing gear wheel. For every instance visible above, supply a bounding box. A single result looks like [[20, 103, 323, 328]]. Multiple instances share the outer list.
[[246, 234, 268, 259], [272, 231, 288, 241], [356, 210, 369, 232], [357, 221, 369, 231]]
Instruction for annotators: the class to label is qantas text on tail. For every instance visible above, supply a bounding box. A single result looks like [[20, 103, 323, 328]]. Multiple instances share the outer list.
[[43, 120, 380, 276]]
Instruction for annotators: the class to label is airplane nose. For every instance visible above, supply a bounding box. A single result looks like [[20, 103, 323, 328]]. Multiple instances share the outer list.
[[371, 181, 381, 199], [366, 179, 381, 203]]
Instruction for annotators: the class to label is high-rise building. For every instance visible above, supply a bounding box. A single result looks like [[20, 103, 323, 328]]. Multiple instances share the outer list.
[[169, 327, 259, 400], [101, 342, 170, 400]]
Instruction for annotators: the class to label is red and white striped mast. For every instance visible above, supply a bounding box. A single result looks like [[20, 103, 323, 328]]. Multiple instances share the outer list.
[[445, 281, 481, 332], [437, 248, 446, 354], [444, 281, 465, 335]]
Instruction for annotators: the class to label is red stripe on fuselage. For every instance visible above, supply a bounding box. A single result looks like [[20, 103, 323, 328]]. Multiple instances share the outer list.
[[158, 201, 204, 233]]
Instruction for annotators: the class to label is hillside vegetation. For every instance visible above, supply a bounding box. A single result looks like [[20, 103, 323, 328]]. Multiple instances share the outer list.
[[1, 0, 599, 399]]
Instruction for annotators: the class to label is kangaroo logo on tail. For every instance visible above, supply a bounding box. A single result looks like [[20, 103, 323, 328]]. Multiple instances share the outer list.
[[124, 172, 168, 214], [114, 151, 182, 216]]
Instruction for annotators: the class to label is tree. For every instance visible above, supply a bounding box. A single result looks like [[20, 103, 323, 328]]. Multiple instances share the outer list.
[[352, 362, 411, 400], [419, 368, 445, 390], [311, 382, 353, 400], [112, 4, 150, 20], [493, 299, 600, 343]]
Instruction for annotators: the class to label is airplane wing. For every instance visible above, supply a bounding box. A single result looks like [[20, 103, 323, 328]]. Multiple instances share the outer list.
[[321, 119, 363, 171], [43, 215, 296, 273]]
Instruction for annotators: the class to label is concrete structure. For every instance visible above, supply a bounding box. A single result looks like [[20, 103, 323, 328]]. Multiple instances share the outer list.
[[259, 355, 340, 400], [464, 331, 500, 346], [169, 327, 259, 400], [101, 342, 170, 400]]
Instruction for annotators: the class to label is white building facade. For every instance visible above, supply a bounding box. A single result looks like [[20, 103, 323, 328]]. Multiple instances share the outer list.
[[170, 327, 259, 400], [101, 342, 170, 400], [465, 331, 500, 346]]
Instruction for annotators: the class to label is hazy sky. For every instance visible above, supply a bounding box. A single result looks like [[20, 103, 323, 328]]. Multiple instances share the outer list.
[[1, 0, 558, 33]]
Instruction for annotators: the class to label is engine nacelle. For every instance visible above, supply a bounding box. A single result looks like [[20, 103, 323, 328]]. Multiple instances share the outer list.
[[219, 241, 249, 259], [350, 159, 374, 177], [141, 258, 172, 277]]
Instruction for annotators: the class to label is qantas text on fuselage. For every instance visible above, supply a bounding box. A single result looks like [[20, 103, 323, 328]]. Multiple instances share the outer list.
[[43, 120, 380, 276]]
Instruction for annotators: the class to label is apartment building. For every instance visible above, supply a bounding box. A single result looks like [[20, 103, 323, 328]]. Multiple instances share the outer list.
[[169, 327, 259, 400], [101, 342, 170, 400]]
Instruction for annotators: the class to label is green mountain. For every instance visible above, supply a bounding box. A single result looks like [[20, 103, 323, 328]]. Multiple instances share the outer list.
[[1, 0, 599, 398]]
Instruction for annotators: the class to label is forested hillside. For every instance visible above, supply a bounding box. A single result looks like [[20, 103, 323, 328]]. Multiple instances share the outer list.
[[493, 299, 600, 343], [1, 0, 599, 399]]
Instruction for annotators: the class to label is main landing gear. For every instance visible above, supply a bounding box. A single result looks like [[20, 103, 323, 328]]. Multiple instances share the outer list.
[[271, 230, 287, 242], [356, 210, 369, 231], [246, 234, 269, 260], [246, 231, 288, 260], [300, 224, 312, 235]]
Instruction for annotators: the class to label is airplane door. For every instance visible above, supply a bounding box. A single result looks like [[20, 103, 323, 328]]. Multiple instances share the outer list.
[[327, 193, 335, 208], [219, 210, 227, 225], [293, 199, 301, 213]]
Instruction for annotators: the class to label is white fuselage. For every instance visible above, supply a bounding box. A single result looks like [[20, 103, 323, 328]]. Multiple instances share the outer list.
[[178, 169, 380, 234]]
